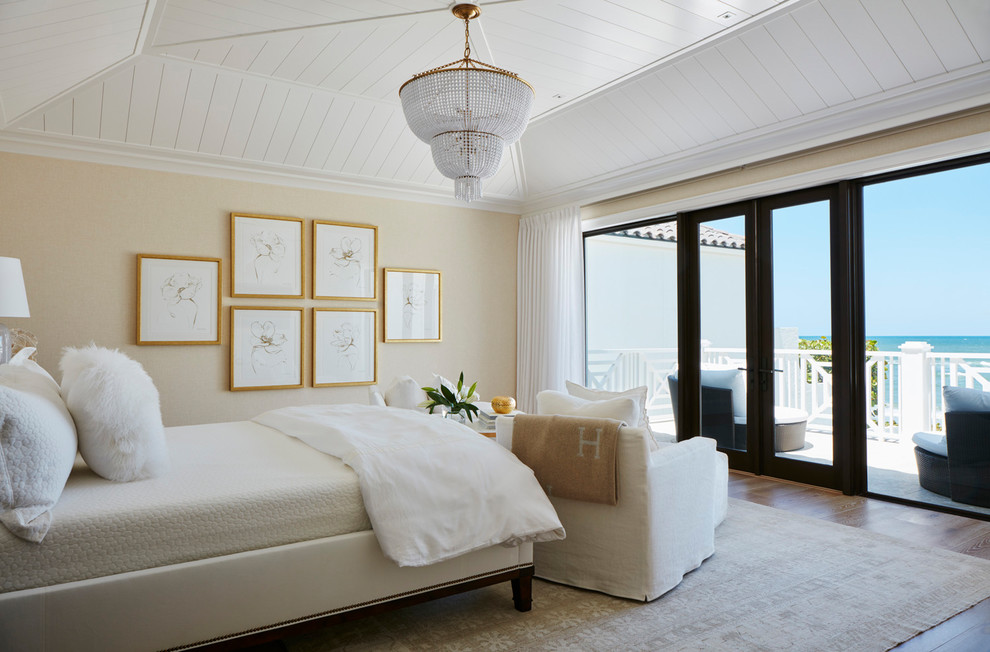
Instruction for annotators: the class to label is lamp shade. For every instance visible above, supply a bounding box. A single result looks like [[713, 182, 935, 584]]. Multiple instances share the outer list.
[[0, 257, 30, 318]]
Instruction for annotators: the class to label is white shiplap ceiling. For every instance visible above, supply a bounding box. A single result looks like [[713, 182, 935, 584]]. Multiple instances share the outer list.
[[0, 0, 987, 213]]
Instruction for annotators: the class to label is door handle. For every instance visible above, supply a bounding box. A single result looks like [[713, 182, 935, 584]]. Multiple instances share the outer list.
[[737, 367, 782, 374], [738, 366, 782, 392]]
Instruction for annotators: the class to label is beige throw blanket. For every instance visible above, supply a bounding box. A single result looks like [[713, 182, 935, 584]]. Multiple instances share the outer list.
[[511, 415, 621, 505]]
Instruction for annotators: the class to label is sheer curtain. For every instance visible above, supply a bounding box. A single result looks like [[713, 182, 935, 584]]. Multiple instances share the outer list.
[[516, 205, 585, 413]]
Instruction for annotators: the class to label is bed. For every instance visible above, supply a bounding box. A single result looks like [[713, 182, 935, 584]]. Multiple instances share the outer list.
[[0, 406, 563, 651]]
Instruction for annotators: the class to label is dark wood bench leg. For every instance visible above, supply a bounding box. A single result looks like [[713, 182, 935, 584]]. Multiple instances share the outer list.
[[511, 566, 534, 612]]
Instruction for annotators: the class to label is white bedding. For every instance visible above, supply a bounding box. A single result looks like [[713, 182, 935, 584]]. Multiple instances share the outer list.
[[254, 404, 565, 567], [0, 420, 370, 593]]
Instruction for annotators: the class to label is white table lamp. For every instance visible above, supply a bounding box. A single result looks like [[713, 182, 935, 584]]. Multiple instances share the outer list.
[[0, 257, 30, 364]]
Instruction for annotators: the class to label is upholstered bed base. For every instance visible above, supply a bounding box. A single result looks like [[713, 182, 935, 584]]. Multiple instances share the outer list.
[[0, 530, 533, 651]]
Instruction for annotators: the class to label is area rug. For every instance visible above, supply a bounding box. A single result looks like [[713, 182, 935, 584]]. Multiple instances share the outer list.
[[284, 499, 990, 651]]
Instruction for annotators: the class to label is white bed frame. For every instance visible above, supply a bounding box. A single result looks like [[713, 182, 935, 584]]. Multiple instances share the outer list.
[[0, 531, 533, 651]]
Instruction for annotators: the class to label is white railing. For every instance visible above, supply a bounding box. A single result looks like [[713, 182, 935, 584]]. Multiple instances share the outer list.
[[587, 343, 990, 439], [929, 353, 990, 426], [587, 348, 678, 422]]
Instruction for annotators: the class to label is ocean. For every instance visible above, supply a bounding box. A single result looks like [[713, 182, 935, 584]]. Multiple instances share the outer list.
[[868, 335, 990, 355], [800, 335, 990, 411], [801, 335, 990, 355]]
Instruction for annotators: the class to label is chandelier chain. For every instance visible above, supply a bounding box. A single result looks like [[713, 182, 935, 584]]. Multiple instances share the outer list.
[[464, 17, 471, 60]]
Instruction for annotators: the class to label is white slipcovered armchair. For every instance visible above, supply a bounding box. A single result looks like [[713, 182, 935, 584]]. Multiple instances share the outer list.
[[496, 417, 728, 601]]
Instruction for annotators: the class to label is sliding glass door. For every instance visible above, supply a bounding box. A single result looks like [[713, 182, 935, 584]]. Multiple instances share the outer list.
[[861, 159, 990, 516], [758, 187, 846, 489], [680, 188, 845, 487], [584, 152, 989, 506]]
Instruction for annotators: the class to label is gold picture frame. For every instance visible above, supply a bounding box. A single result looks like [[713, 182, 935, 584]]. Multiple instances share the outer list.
[[383, 268, 442, 343], [229, 306, 304, 391], [231, 213, 304, 298], [136, 254, 221, 345], [312, 220, 378, 300], [312, 308, 377, 387]]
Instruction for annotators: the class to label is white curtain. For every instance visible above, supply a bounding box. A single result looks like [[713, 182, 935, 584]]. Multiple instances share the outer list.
[[516, 205, 585, 413]]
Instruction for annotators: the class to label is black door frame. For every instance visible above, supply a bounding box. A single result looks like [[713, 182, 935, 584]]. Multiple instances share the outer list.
[[583, 150, 990, 503], [754, 184, 851, 491], [677, 200, 757, 473]]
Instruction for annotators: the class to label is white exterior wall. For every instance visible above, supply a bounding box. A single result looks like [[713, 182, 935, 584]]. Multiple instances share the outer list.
[[585, 234, 745, 351]]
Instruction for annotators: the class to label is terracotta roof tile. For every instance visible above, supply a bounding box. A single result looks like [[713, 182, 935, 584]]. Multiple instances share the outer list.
[[614, 222, 745, 249]]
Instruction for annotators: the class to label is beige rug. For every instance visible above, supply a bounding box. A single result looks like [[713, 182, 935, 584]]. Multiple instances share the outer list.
[[285, 499, 990, 651]]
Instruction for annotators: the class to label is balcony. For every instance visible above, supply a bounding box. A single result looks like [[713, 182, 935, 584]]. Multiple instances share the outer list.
[[587, 342, 990, 516]]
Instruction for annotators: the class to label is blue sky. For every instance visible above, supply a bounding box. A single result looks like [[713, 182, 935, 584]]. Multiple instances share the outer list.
[[769, 161, 990, 336]]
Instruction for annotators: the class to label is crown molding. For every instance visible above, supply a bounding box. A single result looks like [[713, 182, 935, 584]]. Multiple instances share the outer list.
[[0, 130, 523, 214], [521, 64, 990, 215], [580, 131, 990, 233]]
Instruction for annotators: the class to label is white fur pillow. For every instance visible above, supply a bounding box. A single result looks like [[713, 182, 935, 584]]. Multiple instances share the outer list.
[[0, 348, 78, 542], [59, 345, 169, 482], [536, 390, 639, 425]]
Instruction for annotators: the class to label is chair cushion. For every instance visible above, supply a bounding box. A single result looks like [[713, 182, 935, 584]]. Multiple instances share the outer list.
[[912, 431, 948, 458], [943, 385, 990, 412], [673, 366, 746, 419], [699, 366, 747, 419]]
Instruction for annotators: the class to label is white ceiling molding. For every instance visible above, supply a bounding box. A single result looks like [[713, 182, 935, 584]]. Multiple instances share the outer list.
[[0, 129, 521, 214], [580, 130, 990, 233]]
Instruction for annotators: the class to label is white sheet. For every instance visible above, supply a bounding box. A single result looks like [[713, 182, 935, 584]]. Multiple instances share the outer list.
[[253, 404, 565, 567], [0, 420, 370, 593]]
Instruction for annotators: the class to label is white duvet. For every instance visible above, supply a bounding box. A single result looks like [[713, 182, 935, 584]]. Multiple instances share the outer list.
[[253, 404, 564, 567]]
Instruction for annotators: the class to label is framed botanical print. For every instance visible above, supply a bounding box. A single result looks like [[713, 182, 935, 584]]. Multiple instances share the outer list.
[[312, 308, 377, 387], [230, 307, 304, 391], [231, 213, 304, 298], [383, 268, 441, 342], [137, 254, 221, 345], [313, 220, 377, 300]]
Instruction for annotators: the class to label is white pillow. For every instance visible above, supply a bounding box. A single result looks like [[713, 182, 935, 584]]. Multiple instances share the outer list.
[[0, 348, 78, 542], [383, 376, 427, 410], [564, 380, 659, 447], [60, 345, 169, 482], [367, 385, 387, 408], [536, 390, 639, 425]]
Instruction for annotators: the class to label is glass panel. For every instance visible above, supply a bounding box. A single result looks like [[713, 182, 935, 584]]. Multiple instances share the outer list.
[[584, 221, 678, 442], [771, 201, 832, 465], [698, 216, 747, 450], [864, 161, 990, 516]]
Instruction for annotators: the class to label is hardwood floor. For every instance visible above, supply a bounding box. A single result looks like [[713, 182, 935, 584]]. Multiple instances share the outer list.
[[729, 471, 990, 652]]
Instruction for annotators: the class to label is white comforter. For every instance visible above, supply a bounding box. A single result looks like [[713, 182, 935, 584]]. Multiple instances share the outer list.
[[253, 404, 564, 567]]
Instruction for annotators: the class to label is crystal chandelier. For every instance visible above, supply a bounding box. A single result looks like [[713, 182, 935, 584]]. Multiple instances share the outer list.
[[399, 3, 534, 202]]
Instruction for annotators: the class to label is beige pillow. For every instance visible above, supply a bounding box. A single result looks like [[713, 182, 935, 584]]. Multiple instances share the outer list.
[[536, 390, 639, 424], [565, 381, 658, 448]]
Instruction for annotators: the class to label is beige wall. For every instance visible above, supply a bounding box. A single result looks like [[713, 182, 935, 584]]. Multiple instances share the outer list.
[[0, 152, 519, 426]]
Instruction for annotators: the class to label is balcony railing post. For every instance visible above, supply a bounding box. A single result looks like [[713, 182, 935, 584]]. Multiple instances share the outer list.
[[899, 341, 933, 435]]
